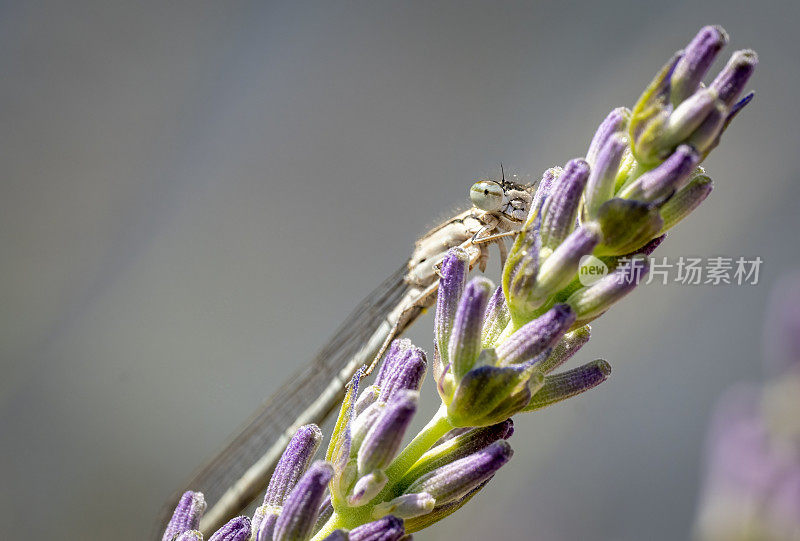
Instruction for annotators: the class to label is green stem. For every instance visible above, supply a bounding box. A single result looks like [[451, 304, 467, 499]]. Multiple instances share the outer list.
[[310, 512, 345, 541], [384, 404, 452, 481]]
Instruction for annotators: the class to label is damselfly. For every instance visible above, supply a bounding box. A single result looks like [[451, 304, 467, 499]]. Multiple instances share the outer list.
[[159, 170, 538, 534]]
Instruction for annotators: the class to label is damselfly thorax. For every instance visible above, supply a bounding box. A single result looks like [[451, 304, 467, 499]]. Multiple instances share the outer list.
[[406, 177, 533, 288], [158, 172, 536, 536]]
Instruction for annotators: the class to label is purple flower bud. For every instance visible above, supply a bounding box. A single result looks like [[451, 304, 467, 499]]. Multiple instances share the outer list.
[[584, 132, 629, 219], [263, 425, 323, 508], [434, 248, 470, 378], [481, 286, 510, 349], [523, 360, 612, 412], [377, 339, 427, 403], [710, 49, 758, 108], [619, 145, 699, 203], [274, 462, 333, 541], [537, 326, 592, 374], [347, 470, 389, 507], [496, 304, 576, 366], [671, 25, 729, 104], [586, 108, 631, 170], [594, 198, 663, 256], [533, 224, 602, 297], [400, 420, 514, 485], [175, 532, 203, 541], [349, 516, 406, 541], [540, 159, 591, 250], [358, 392, 418, 475], [450, 278, 493, 379], [208, 516, 251, 541], [567, 256, 649, 322], [163, 491, 207, 541], [658, 173, 713, 233], [404, 441, 513, 506], [373, 493, 436, 519]]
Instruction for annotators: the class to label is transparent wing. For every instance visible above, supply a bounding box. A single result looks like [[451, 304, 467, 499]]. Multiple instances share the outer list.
[[156, 264, 414, 533]]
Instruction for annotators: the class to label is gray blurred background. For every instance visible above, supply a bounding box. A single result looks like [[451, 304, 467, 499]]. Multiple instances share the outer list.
[[2, 1, 798, 539]]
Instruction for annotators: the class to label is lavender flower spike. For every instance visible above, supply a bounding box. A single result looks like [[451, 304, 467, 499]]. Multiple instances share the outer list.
[[357, 391, 418, 475], [209, 516, 252, 541], [163, 491, 207, 541], [274, 462, 334, 541], [449, 277, 494, 379], [630, 27, 755, 165], [403, 441, 513, 506], [349, 516, 406, 541]]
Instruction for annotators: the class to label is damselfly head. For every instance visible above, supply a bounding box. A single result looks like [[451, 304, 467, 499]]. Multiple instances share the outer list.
[[470, 180, 505, 212]]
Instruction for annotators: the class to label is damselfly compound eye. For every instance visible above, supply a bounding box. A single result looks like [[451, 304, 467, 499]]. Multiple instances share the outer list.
[[470, 181, 504, 212]]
